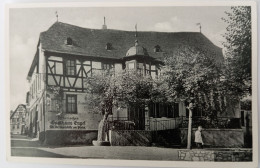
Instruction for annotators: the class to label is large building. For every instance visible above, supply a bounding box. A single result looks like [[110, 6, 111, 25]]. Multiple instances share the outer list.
[[26, 20, 240, 145]]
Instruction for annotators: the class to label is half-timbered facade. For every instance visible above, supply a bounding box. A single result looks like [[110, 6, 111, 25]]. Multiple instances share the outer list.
[[26, 21, 238, 145], [10, 104, 27, 135]]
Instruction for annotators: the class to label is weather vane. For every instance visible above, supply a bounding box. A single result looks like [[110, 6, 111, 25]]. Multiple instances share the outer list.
[[55, 11, 59, 22], [196, 23, 201, 33], [135, 23, 138, 38]]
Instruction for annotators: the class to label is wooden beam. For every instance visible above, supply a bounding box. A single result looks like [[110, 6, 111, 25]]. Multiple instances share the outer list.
[[47, 63, 59, 86]]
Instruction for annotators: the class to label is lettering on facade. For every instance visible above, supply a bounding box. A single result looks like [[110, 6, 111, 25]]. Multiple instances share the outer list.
[[49, 120, 86, 130]]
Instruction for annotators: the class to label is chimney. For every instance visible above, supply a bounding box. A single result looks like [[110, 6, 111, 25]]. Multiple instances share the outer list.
[[102, 17, 107, 30]]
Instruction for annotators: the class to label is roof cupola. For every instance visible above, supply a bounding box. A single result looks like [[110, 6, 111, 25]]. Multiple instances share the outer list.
[[126, 40, 148, 57]]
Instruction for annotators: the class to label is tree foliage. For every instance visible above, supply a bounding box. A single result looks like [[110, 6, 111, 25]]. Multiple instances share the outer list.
[[84, 70, 167, 116], [162, 45, 227, 119], [222, 6, 251, 96]]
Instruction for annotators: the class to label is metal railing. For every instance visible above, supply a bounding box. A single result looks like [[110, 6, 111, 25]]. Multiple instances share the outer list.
[[148, 117, 182, 131], [107, 116, 183, 131], [107, 117, 139, 130]]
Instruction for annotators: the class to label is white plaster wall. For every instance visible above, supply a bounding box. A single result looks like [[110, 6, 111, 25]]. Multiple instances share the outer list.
[[114, 63, 122, 73], [45, 92, 102, 131]]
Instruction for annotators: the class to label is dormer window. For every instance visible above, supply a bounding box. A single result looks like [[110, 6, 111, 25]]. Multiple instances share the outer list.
[[154, 45, 161, 52], [105, 43, 112, 50], [66, 37, 73, 45]]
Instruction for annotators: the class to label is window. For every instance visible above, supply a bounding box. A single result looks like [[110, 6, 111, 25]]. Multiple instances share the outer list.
[[66, 59, 76, 76], [103, 63, 114, 70], [149, 103, 178, 118], [137, 63, 144, 75], [66, 37, 73, 45], [12, 125, 15, 129], [105, 43, 112, 50], [17, 118, 19, 122], [145, 63, 150, 75], [17, 124, 19, 129], [22, 118, 25, 122], [154, 45, 161, 52], [66, 95, 77, 114]]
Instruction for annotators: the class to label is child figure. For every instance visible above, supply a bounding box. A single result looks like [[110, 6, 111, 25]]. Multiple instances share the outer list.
[[195, 126, 204, 149]]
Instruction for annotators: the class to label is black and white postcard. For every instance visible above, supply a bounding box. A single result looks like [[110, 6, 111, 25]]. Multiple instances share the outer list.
[[5, 1, 258, 168]]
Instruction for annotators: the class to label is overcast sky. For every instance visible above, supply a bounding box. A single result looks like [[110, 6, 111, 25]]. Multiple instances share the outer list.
[[9, 6, 231, 110]]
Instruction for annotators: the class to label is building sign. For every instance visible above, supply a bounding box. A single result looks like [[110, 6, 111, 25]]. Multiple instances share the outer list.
[[49, 116, 87, 130], [49, 120, 86, 129]]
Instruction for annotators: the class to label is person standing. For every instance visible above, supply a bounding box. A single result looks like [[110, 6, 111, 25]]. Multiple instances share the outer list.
[[195, 126, 204, 149]]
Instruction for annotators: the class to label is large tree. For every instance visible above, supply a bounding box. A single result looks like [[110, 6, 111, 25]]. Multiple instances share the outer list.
[[222, 6, 252, 97], [162, 45, 226, 149], [163, 45, 226, 117]]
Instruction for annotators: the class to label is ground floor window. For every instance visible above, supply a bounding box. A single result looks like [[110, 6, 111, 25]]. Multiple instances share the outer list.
[[149, 103, 179, 118], [66, 95, 77, 114]]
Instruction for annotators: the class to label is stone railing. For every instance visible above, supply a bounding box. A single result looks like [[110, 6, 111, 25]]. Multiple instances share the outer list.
[[178, 149, 252, 161]]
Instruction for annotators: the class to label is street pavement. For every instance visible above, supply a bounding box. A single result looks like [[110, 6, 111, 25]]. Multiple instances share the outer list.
[[11, 134, 180, 160]]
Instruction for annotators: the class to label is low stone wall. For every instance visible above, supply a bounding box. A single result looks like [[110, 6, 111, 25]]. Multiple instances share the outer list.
[[109, 130, 152, 146], [43, 130, 98, 145], [179, 128, 244, 147], [178, 149, 252, 162]]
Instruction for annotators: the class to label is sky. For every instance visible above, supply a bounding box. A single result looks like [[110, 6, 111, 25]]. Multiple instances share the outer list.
[[9, 6, 231, 110]]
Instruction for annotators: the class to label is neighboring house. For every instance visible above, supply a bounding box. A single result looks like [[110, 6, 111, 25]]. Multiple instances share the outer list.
[[10, 104, 27, 135], [26, 21, 240, 145]]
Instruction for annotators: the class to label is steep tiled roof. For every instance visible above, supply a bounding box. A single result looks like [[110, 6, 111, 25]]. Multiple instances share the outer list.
[[28, 22, 223, 78], [40, 22, 223, 61]]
